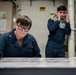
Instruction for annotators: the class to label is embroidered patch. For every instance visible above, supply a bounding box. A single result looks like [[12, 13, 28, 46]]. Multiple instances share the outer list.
[[28, 44, 33, 48]]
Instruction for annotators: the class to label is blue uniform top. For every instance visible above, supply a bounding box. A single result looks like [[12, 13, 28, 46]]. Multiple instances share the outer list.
[[0, 29, 41, 57], [47, 18, 71, 43]]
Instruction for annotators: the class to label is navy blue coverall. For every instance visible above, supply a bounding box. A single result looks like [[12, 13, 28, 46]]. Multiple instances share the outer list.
[[0, 29, 41, 57], [45, 18, 71, 57]]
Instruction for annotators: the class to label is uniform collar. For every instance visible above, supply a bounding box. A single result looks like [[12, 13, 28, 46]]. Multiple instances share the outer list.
[[8, 29, 17, 46], [8, 29, 31, 46], [22, 34, 31, 45]]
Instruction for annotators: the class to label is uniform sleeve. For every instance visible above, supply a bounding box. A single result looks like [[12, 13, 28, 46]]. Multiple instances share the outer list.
[[32, 38, 41, 57], [0, 34, 6, 58], [65, 22, 71, 35], [47, 19, 60, 31]]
